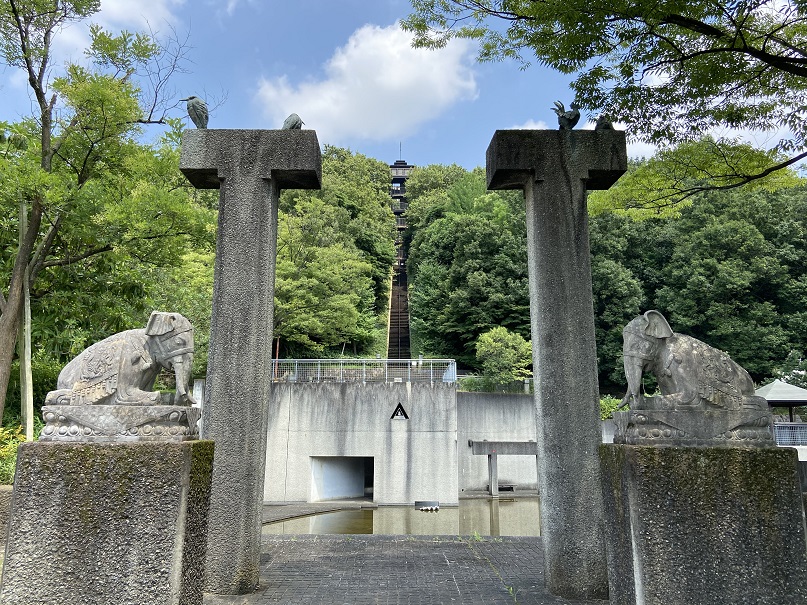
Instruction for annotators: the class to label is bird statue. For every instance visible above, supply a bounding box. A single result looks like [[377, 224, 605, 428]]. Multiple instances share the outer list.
[[552, 101, 581, 130], [181, 96, 208, 129], [595, 114, 615, 130], [282, 113, 304, 130]]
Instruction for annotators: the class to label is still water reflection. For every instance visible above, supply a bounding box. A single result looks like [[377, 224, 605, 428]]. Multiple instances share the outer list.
[[262, 498, 540, 537]]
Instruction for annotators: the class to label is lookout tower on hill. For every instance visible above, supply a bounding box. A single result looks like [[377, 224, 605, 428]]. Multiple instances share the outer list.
[[387, 159, 414, 359], [390, 159, 414, 231]]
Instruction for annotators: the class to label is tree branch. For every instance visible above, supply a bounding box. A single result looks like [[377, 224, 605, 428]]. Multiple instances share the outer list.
[[41, 244, 114, 269], [633, 151, 807, 208]]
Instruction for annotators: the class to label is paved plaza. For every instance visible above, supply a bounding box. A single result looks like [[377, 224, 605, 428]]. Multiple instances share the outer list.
[[204, 535, 607, 605], [204, 504, 608, 605]]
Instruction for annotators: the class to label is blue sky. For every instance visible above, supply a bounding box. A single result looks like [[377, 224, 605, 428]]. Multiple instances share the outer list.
[[0, 0, 656, 169]]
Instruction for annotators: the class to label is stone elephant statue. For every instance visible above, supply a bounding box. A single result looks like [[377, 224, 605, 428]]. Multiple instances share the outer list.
[[620, 310, 765, 413], [45, 311, 196, 407]]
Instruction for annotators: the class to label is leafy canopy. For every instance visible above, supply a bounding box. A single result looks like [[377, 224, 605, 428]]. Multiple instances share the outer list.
[[475, 326, 532, 385], [403, 0, 807, 197]]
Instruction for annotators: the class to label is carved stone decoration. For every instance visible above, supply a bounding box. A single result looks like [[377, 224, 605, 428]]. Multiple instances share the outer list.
[[616, 310, 774, 446], [40, 312, 199, 443], [39, 405, 201, 442], [45, 311, 196, 408]]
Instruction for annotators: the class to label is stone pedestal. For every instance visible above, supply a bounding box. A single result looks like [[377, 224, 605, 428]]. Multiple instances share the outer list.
[[180, 130, 321, 594], [39, 405, 201, 442], [600, 444, 807, 605], [486, 129, 626, 600], [0, 441, 214, 605]]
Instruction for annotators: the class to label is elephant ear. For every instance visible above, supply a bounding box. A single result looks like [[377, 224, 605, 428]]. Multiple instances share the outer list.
[[643, 310, 673, 339], [145, 311, 178, 336]]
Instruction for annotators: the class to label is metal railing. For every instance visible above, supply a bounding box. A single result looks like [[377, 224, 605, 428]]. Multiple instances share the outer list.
[[271, 359, 456, 384], [773, 422, 807, 446]]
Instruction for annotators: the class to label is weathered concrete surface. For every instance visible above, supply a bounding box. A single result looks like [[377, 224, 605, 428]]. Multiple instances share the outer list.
[[458, 392, 538, 492], [600, 444, 807, 605], [0, 485, 10, 540], [180, 129, 321, 595], [204, 535, 606, 605], [264, 382, 458, 505], [0, 441, 213, 605], [487, 129, 626, 600]]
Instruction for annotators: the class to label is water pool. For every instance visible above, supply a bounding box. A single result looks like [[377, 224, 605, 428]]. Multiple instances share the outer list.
[[262, 498, 540, 537]]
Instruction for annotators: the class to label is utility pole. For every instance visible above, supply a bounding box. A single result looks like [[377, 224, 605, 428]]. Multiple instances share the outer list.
[[19, 200, 33, 441]]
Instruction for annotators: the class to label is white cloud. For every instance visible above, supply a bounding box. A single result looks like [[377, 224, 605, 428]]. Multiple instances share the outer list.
[[50, 0, 183, 63], [254, 23, 478, 142], [509, 119, 550, 130]]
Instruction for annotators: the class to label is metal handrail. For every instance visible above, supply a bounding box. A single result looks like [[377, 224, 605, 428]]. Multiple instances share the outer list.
[[271, 359, 457, 384], [773, 422, 807, 446]]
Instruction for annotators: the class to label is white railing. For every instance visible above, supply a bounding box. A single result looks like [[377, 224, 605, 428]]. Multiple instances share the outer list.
[[773, 422, 807, 446], [271, 359, 457, 384]]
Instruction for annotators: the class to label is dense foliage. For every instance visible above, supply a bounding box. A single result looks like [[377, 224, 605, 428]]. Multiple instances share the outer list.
[[406, 167, 530, 367], [404, 0, 807, 201], [406, 162, 807, 392], [275, 146, 396, 358], [475, 326, 532, 385], [0, 0, 205, 418]]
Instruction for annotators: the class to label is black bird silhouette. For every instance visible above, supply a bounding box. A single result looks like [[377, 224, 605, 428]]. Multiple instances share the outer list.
[[552, 101, 581, 130], [595, 114, 615, 130]]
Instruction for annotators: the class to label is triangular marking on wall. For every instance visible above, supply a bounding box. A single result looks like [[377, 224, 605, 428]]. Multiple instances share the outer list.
[[391, 402, 409, 420]]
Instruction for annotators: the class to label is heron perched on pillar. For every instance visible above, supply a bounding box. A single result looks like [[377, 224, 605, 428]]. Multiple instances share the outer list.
[[181, 96, 208, 129], [282, 113, 304, 129]]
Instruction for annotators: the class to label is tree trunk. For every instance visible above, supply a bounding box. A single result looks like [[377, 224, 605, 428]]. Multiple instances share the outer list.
[[0, 201, 43, 421]]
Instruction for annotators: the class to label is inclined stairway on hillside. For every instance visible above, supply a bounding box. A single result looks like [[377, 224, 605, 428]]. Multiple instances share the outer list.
[[387, 247, 411, 359]]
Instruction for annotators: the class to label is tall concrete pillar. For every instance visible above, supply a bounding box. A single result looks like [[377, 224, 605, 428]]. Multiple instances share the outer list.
[[486, 129, 626, 600], [180, 130, 321, 594]]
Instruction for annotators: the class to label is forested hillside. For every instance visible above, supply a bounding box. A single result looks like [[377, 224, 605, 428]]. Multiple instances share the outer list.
[[405, 162, 807, 393]]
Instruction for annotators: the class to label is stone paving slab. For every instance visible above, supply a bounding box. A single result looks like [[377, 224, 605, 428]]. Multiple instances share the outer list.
[[204, 535, 608, 605]]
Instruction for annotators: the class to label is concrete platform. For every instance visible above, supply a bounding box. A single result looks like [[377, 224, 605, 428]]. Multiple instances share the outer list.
[[204, 534, 605, 605], [200, 501, 594, 604]]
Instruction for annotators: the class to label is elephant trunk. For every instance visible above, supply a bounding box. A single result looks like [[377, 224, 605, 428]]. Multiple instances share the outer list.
[[620, 355, 645, 409], [169, 352, 196, 406]]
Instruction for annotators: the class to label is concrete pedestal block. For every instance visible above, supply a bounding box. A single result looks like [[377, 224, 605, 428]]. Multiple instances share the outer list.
[[600, 444, 807, 605], [0, 441, 214, 605]]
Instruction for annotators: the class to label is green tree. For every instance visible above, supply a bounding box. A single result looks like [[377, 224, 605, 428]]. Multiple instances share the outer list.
[[588, 212, 645, 389], [285, 146, 396, 310], [0, 0, 202, 418], [407, 167, 530, 366], [475, 326, 532, 385], [274, 196, 377, 357], [588, 139, 804, 214], [773, 351, 807, 389], [650, 188, 807, 379], [274, 147, 396, 358], [404, 0, 807, 198]]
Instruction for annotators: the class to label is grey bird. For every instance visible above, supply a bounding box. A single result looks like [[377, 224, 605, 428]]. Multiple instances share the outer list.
[[181, 96, 208, 129], [552, 101, 581, 130], [595, 114, 615, 130], [282, 113, 304, 129]]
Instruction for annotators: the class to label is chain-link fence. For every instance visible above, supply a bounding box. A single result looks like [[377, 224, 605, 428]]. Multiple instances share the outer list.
[[271, 359, 457, 384], [773, 422, 807, 446]]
